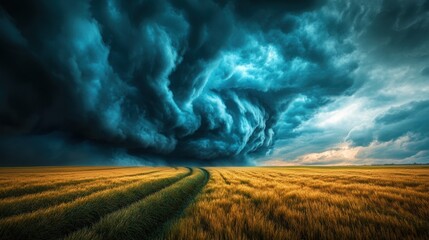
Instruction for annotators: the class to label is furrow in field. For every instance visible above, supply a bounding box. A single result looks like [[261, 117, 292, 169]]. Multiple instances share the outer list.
[[217, 170, 230, 185], [234, 169, 429, 209], [236, 169, 429, 234], [0, 169, 166, 199], [64, 168, 209, 240], [0, 169, 165, 201], [0, 168, 191, 240], [0, 167, 127, 174], [0, 170, 170, 218], [0, 167, 139, 185], [244, 170, 429, 206], [0, 167, 158, 187], [271, 168, 429, 189]]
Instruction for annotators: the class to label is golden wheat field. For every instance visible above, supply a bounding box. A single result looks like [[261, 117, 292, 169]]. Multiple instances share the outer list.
[[0, 166, 428, 240]]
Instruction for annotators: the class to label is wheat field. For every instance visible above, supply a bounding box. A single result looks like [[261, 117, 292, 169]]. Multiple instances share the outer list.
[[0, 166, 427, 239]]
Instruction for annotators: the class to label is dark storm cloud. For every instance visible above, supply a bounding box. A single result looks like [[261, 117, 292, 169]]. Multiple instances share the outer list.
[[0, 0, 356, 165], [360, 0, 429, 63], [338, 0, 429, 163], [262, 0, 429, 165], [3, 0, 425, 166], [422, 67, 429, 76]]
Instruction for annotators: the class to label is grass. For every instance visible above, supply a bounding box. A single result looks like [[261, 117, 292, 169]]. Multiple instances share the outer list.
[[0, 170, 166, 218], [0, 167, 190, 240], [0, 166, 428, 240], [0, 167, 162, 198], [165, 166, 429, 240], [64, 168, 208, 240]]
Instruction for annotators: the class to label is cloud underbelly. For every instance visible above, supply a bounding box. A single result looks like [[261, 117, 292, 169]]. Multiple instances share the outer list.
[[0, 0, 358, 165]]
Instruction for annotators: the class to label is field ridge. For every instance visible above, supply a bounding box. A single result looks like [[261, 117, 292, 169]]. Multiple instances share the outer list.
[[64, 167, 209, 240], [0, 169, 165, 199], [0, 170, 169, 218], [0, 168, 191, 240]]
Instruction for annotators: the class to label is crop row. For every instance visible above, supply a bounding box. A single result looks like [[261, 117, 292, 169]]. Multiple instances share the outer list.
[[0, 168, 193, 240]]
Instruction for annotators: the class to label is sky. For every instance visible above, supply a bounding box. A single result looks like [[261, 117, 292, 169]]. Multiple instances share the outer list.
[[0, 0, 428, 166]]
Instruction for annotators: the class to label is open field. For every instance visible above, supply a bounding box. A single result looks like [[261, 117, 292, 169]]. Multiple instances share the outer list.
[[0, 166, 428, 239]]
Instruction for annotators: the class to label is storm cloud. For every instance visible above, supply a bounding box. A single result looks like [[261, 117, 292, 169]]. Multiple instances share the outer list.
[[347, 100, 429, 161], [0, 0, 427, 165], [264, 0, 429, 165]]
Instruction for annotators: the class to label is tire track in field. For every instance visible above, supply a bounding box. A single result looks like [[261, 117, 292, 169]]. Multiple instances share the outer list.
[[147, 167, 210, 240], [63, 168, 210, 240], [0, 168, 192, 240], [0, 169, 167, 199]]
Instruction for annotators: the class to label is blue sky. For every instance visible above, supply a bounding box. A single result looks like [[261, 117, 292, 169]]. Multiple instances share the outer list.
[[0, 0, 428, 165]]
